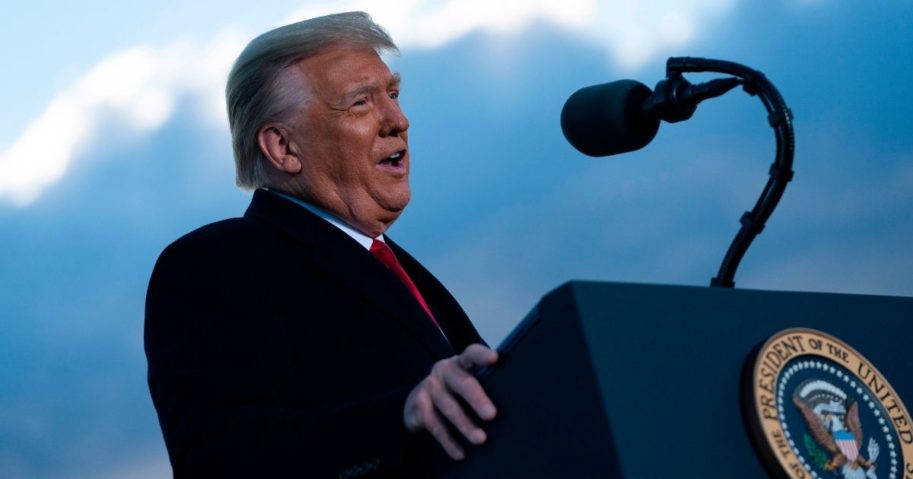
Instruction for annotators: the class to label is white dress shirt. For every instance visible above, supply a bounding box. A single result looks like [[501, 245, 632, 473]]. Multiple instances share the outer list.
[[267, 189, 384, 249]]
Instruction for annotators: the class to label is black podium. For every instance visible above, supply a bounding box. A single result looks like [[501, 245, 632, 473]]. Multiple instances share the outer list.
[[430, 281, 913, 478]]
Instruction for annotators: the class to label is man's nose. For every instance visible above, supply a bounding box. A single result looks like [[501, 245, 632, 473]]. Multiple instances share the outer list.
[[380, 98, 409, 137]]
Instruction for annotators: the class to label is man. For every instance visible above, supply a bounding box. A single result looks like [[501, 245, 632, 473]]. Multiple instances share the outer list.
[[145, 11, 498, 478]]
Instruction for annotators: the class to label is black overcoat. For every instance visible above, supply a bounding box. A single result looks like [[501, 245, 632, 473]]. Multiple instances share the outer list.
[[145, 189, 483, 478]]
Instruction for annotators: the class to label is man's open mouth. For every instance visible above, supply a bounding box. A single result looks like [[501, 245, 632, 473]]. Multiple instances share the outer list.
[[379, 149, 406, 167]]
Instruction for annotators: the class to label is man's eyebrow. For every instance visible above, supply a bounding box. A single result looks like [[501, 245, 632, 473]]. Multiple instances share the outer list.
[[340, 73, 401, 104]]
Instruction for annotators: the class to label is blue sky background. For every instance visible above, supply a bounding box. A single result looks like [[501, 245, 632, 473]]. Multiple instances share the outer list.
[[1, 1, 912, 476]]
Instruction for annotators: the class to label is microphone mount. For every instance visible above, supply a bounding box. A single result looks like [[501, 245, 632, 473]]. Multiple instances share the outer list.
[[656, 57, 795, 288], [643, 74, 742, 123]]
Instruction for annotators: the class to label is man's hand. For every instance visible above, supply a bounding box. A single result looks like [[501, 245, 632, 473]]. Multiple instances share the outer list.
[[403, 344, 498, 460]]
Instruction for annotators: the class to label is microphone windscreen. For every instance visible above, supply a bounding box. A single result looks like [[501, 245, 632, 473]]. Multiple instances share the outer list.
[[560, 80, 660, 157]]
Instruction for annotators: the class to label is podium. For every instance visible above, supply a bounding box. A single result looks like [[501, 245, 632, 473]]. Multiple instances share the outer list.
[[430, 281, 913, 478]]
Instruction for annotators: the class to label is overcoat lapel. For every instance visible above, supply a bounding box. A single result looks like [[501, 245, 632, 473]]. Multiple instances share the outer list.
[[244, 189, 455, 360], [386, 238, 483, 351]]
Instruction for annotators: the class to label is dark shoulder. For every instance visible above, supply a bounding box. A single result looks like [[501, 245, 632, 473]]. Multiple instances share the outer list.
[[174, 216, 266, 248], [147, 214, 307, 313], [162, 214, 290, 257], [151, 215, 288, 281]]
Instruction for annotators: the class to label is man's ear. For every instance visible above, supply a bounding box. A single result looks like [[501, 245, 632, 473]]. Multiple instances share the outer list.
[[257, 123, 302, 174]]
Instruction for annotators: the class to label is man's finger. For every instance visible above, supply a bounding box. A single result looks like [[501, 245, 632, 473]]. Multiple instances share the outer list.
[[403, 388, 431, 432], [422, 408, 466, 460], [442, 367, 497, 421], [430, 383, 487, 445], [457, 344, 498, 370]]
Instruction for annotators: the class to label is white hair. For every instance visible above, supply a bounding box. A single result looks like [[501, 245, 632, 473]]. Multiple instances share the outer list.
[[225, 11, 398, 189]]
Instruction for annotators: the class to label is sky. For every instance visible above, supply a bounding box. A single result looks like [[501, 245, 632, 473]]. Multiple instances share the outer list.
[[1, 0, 912, 477]]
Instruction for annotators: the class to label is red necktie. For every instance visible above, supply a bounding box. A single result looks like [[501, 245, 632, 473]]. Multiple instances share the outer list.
[[370, 239, 441, 329]]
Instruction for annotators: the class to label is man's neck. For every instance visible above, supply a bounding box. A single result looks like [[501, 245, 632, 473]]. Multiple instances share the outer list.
[[266, 188, 382, 249]]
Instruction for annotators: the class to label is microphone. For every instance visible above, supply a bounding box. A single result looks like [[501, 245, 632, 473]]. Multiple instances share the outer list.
[[558, 56, 795, 288], [560, 74, 742, 157]]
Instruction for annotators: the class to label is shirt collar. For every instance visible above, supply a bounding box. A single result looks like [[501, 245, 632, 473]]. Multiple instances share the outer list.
[[266, 189, 381, 250]]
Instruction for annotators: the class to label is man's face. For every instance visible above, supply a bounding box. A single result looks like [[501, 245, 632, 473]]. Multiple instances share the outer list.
[[286, 46, 410, 237]]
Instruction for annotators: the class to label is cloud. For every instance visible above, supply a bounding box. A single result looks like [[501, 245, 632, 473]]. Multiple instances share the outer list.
[[0, 29, 245, 206], [288, 0, 736, 68], [0, 0, 736, 207], [286, 0, 596, 49]]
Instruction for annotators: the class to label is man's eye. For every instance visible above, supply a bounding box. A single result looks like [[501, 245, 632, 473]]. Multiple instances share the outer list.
[[349, 95, 371, 108], [389, 90, 399, 100]]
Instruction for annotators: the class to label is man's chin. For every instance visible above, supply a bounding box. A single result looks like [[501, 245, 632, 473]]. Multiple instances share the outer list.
[[349, 202, 407, 237], [381, 190, 411, 215], [379, 202, 407, 224]]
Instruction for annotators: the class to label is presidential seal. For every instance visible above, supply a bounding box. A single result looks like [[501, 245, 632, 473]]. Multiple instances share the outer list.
[[746, 328, 913, 479]]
